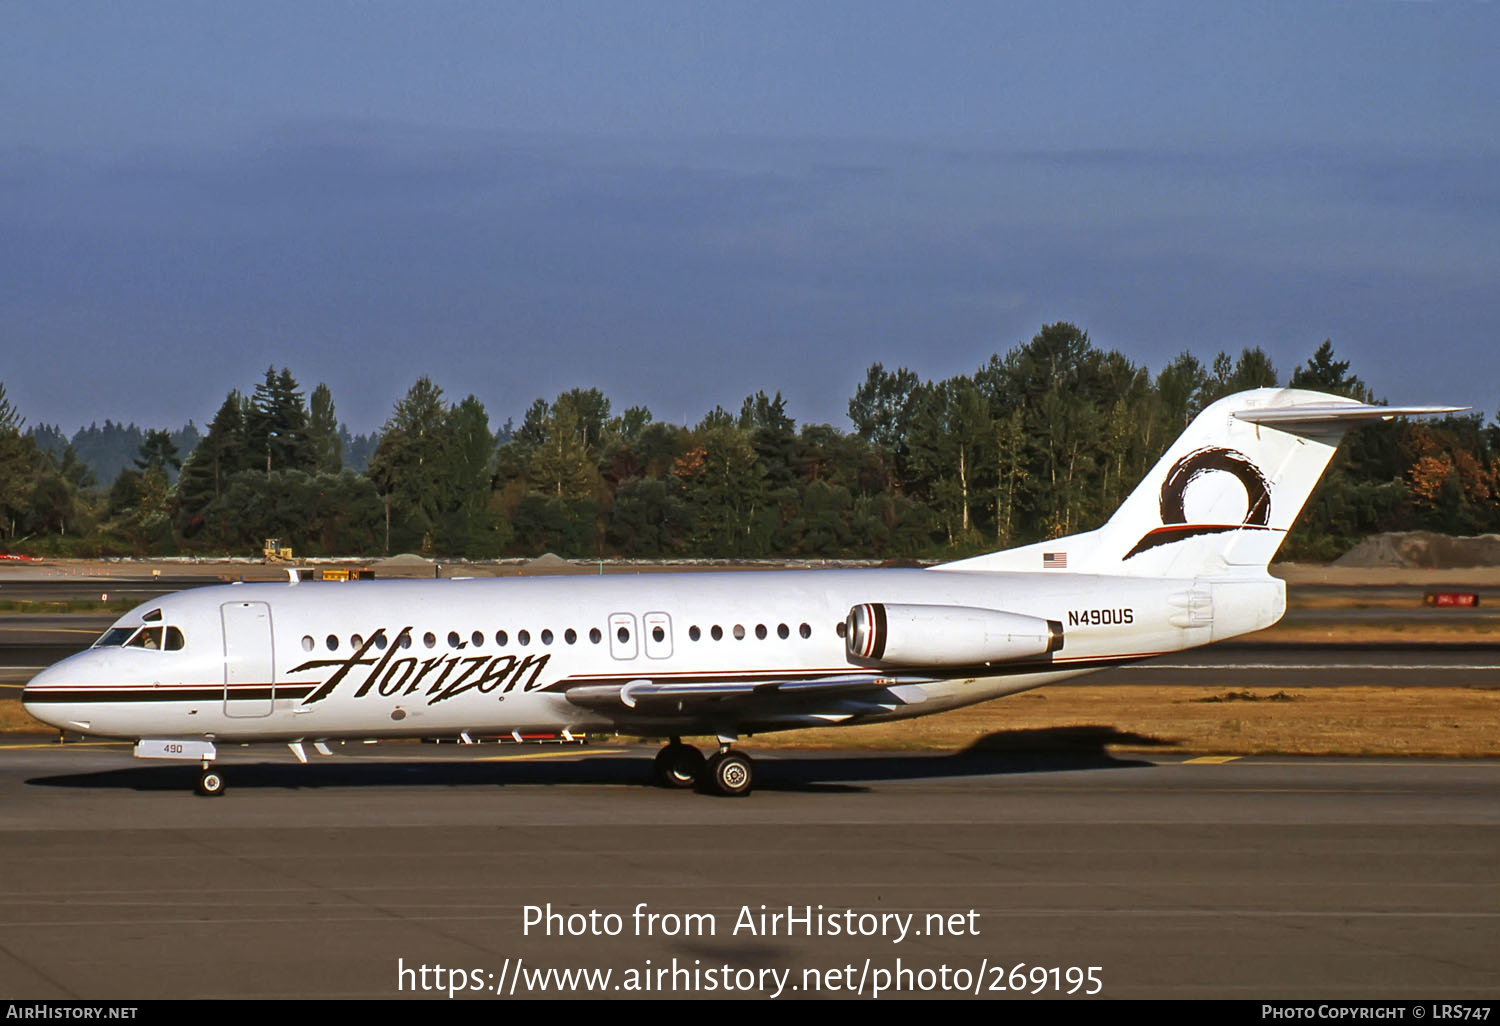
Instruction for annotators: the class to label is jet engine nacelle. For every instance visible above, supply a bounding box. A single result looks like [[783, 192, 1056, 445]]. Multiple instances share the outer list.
[[845, 603, 1063, 667]]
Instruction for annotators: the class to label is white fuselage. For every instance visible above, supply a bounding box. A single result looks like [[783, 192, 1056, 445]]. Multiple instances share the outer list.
[[22, 567, 1284, 744]]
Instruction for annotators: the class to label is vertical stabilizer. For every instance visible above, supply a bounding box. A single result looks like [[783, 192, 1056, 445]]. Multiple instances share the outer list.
[[937, 388, 1462, 578]]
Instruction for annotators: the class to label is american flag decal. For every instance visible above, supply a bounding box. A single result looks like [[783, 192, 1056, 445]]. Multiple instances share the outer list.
[[1042, 552, 1067, 568]]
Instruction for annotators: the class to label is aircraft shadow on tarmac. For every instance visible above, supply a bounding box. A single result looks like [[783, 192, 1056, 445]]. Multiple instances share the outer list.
[[27, 725, 1164, 794]]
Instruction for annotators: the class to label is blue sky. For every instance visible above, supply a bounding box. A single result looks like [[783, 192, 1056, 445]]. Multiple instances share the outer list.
[[3, 2, 1496, 434]]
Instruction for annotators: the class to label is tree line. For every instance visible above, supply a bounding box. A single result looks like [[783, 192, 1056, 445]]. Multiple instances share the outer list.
[[1, 326, 1495, 561]]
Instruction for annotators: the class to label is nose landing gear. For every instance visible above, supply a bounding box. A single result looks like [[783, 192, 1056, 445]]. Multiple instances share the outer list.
[[195, 761, 225, 797]]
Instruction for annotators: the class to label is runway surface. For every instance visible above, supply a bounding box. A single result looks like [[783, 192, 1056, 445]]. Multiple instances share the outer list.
[[1082, 643, 1500, 687], [0, 742, 1495, 999]]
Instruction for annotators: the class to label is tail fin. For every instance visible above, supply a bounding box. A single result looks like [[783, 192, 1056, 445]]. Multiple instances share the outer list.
[[939, 388, 1463, 579]]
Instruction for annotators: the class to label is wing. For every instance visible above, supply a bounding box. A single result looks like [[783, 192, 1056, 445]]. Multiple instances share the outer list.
[[561, 672, 939, 726]]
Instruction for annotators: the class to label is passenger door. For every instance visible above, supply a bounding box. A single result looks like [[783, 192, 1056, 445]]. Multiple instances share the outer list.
[[222, 601, 275, 717]]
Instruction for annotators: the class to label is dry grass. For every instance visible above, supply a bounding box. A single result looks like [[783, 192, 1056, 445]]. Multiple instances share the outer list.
[[0, 699, 51, 734], [9, 686, 1497, 758]]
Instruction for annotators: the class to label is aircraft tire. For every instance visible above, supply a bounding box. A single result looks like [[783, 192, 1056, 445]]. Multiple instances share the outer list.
[[705, 751, 753, 797], [196, 769, 226, 797], [654, 744, 705, 788]]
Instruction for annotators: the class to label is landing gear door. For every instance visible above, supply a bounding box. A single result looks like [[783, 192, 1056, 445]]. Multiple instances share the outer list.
[[222, 601, 275, 718]]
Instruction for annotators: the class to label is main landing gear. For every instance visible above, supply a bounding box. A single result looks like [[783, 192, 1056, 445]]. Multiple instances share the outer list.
[[653, 738, 754, 797], [653, 740, 705, 789]]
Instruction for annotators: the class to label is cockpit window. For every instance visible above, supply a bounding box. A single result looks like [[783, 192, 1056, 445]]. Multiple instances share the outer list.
[[96, 624, 185, 649], [126, 627, 164, 650], [94, 627, 136, 648]]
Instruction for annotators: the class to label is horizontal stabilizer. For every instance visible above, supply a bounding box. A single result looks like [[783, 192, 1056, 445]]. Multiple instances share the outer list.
[[1234, 402, 1465, 429]]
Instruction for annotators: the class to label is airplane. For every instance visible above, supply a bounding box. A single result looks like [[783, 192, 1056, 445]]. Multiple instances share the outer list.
[[21, 388, 1462, 797]]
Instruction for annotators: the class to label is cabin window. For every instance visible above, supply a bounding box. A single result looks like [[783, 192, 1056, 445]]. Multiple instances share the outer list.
[[711, 625, 723, 641], [652, 626, 665, 643], [496, 630, 508, 647], [423, 632, 436, 648], [733, 624, 746, 640], [301, 635, 314, 652], [471, 631, 484, 648], [800, 623, 812, 639], [835, 621, 847, 638], [518, 630, 531, 646], [565, 628, 577, 645], [777, 623, 789, 640], [689, 625, 701, 641], [326, 634, 338, 651], [374, 634, 388, 651], [94, 627, 135, 648], [541, 629, 554, 645], [352, 634, 364, 649], [616, 626, 630, 643], [398, 633, 412, 649], [589, 628, 602, 644], [126, 627, 164, 650], [754, 624, 767, 640], [447, 631, 461, 649]]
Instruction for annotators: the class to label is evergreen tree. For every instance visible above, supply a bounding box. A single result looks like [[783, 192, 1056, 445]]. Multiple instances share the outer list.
[[368, 377, 454, 553], [528, 396, 601, 500], [0, 382, 43, 543], [246, 366, 311, 473], [176, 391, 248, 538], [307, 383, 342, 474], [28, 424, 68, 461], [134, 430, 181, 474], [339, 426, 378, 473], [69, 420, 146, 485], [1290, 340, 1373, 401]]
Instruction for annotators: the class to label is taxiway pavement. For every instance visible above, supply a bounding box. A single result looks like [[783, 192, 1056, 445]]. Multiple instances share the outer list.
[[0, 742, 1495, 1000]]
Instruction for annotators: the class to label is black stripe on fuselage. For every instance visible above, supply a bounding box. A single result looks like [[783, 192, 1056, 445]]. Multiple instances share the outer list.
[[22, 684, 318, 704]]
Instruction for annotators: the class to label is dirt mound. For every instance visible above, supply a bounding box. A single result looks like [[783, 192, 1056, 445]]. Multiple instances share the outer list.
[[373, 553, 437, 578], [1335, 532, 1500, 569], [525, 553, 572, 569]]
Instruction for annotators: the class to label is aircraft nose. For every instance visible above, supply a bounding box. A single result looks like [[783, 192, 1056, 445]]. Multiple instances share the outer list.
[[22, 658, 81, 731], [23, 655, 69, 691]]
